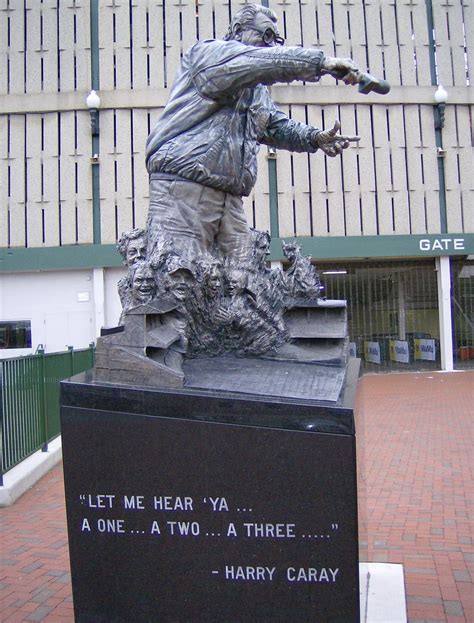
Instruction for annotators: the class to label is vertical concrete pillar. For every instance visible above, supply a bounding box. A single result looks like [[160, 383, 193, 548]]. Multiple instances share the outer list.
[[93, 267, 105, 339], [436, 256, 454, 371]]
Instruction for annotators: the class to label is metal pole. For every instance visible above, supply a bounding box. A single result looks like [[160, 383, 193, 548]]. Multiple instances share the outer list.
[[425, 0, 448, 234], [0, 360, 4, 486], [90, 0, 101, 244], [38, 348, 49, 452]]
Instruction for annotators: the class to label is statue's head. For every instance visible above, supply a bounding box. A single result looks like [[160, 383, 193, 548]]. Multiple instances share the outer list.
[[131, 262, 156, 302], [117, 229, 147, 267], [224, 4, 283, 48]]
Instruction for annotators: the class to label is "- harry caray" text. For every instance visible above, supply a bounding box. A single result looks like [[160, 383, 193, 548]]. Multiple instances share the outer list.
[[219, 565, 339, 583]]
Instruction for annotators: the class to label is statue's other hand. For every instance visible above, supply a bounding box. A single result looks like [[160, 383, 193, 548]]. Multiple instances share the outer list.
[[313, 121, 360, 157], [214, 307, 233, 325], [321, 57, 360, 84]]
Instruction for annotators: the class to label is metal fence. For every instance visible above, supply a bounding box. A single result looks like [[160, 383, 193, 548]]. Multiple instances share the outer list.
[[317, 259, 442, 372], [0, 345, 95, 481]]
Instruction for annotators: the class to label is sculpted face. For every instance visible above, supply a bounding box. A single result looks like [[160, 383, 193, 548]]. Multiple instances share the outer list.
[[169, 268, 193, 302], [126, 237, 147, 266], [255, 234, 270, 263], [239, 13, 283, 48], [284, 244, 298, 262], [132, 266, 156, 301], [227, 269, 246, 297], [206, 264, 222, 296]]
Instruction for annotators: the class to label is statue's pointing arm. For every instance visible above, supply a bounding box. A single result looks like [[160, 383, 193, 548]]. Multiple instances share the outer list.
[[190, 42, 360, 156], [190, 41, 362, 99], [190, 42, 326, 98]]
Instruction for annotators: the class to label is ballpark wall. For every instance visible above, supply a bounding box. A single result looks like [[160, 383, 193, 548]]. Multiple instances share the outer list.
[[1, 0, 472, 252]]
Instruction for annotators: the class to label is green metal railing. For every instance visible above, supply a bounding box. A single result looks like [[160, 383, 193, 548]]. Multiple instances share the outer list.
[[1, 345, 95, 482]]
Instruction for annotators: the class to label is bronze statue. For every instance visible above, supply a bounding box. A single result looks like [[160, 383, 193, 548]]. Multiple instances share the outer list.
[[101, 4, 390, 385], [145, 4, 363, 261]]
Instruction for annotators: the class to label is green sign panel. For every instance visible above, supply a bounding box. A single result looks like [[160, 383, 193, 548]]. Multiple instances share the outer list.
[[0, 234, 472, 272]]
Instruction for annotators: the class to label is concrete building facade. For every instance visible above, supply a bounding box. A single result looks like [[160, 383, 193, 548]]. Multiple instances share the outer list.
[[0, 0, 473, 371]]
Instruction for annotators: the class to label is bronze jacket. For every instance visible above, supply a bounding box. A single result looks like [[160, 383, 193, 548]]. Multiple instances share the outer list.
[[146, 39, 325, 197]]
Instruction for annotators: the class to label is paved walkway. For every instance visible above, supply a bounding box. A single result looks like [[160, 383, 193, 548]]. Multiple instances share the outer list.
[[0, 371, 473, 622]]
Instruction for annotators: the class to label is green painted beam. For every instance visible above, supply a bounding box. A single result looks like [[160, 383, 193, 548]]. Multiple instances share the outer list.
[[0, 245, 122, 273], [0, 234, 472, 273], [269, 233, 474, 261], [267, 156, 280, 239]]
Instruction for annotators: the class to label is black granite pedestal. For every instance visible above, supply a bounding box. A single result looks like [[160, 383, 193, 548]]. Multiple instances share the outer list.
[[61, 370, 361, 622]]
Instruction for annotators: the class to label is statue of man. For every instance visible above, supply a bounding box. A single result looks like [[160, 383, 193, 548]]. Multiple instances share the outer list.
[[145, 3, 361, 260]]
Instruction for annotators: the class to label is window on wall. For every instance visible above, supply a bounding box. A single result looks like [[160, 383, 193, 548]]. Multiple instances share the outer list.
[[0, 321, 32, 349], [314, 260, 440, 372], [452, 259, 474, 370]]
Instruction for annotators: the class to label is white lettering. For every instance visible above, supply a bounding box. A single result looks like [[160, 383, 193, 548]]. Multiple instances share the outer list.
[[153, 496, 193, 511], [419, 237, 466, 252], [286, 567, 339, 583], [167, 521, 200, 536], [81, 518, 91, 532], [243, 523, 296, 538], [227, 523, 237, 537], [123, 495, 145, 510], [150, 521, 161, 535], [209, 497, 229, 512], [224, 566, 276, 581], [97, 519, 125, 533], [87, 494, 115, 509]]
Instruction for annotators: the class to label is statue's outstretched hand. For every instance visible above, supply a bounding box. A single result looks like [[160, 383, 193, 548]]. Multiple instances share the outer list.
[[313, 121, 360, 157], [321, 57, 360, 84]]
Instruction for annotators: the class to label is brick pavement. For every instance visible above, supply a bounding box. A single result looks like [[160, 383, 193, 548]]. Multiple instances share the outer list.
[[0, 370, 473, 622], [358, 371, 474, 623], [0, 467, 73, 622]]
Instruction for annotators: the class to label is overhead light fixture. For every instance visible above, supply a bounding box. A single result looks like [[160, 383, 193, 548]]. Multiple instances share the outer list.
[[322, 270, 347, 275], [434, 85, 448, 130], [86, 90, 101, 136]]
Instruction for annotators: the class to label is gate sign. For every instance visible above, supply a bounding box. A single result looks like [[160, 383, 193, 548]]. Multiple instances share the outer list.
[[364, 341, 381, 364], [389, 340, 410, 364], [414, 338, 436, 361]]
